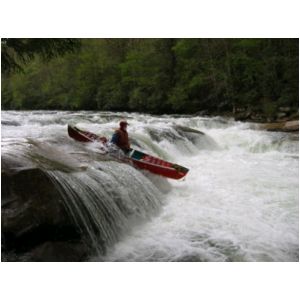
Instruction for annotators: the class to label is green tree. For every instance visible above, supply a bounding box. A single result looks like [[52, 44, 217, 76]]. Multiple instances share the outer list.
[[1, 38, 80, 74], [1, 38, 298, 118]]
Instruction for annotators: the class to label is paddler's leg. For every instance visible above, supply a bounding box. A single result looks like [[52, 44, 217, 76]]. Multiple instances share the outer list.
[[122, 148, 131, 155]]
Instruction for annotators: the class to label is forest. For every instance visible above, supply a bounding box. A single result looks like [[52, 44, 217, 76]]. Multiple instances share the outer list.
[[1, 38, 299, 120]]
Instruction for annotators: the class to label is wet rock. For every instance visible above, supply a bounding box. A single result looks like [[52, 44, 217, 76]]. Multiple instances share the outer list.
[[147, 125, 204, 144], [277, 112, 287, 119], [234, 111, 252, 121], [147, 127, 185, 143], [1, 120, 20, 126], [194, 110, 208, 116], [283, 120, 299, 132], [262, 122, 285, 131], [174, 125, 204, 135], [1, 167, 87, 260], [279, 107, 292, 112], [2, 168, 69, 239], [253, 115, 266, 122], [23, 241, 90, 262], [260, 120, 299, 132], [175, 125, 208, 146]]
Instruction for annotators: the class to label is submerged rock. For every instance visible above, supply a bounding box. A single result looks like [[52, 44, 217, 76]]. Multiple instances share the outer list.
[[1, 120, 20, 126], [146, 125, 206, 149], [174, 125, 205, 135]]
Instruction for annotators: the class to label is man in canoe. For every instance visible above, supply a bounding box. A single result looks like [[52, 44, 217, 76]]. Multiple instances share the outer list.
[[110, 120, 131, 153]]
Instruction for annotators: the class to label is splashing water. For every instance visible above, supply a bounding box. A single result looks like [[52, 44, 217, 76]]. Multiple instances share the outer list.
[[1, 111, 298, 261]]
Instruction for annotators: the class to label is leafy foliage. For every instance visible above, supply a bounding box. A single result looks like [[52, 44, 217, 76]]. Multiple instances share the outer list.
[[1, 38, 80, 74], [1, 38, 298, 116]]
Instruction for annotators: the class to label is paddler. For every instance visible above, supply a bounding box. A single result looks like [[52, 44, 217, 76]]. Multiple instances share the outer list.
[[110, 120, 131, 153]]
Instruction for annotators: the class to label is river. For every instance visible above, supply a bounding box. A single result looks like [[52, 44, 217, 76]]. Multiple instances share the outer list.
[[1, 111, 299, 261]]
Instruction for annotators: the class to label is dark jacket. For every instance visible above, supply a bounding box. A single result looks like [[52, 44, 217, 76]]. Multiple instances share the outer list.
[[111, 129, 130, 150]]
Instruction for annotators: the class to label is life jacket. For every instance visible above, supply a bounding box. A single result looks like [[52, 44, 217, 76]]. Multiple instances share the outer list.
[[115, 128, 130, 150]]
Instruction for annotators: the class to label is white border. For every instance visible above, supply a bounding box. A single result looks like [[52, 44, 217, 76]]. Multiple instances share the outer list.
[[1, 1, 299, 300], [0, 0, 300, 37], [0, 263, 299, 300]]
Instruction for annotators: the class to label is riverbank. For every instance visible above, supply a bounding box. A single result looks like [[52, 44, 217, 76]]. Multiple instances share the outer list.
[[233, 106, 298, 132], [196, 108, 299, 133], [259, 120, 299, 132]]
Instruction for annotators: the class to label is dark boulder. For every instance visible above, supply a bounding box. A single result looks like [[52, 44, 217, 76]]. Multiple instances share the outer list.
[[1, 167, 88, 261], [2, 168, 69, 239], [23, 241, 90, 262]]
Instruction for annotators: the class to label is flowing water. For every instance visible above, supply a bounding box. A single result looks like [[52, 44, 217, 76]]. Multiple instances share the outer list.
[[1, 111, 299, 261]]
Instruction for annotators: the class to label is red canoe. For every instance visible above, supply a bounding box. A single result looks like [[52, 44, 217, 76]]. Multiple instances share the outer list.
[[68, 125, 189, 180]]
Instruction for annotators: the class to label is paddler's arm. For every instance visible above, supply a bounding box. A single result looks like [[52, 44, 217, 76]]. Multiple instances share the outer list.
[[110, 132, 119, 145]]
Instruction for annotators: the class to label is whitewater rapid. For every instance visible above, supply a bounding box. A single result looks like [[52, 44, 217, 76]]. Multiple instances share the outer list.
[[1, 111, 299, 261]]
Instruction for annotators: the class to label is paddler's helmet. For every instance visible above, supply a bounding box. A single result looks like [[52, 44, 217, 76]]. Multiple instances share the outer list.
[[119, 120, 129, 128]]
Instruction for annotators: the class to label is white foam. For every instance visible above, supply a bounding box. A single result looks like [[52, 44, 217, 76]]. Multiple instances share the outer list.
[[2, 111, 298, 261]]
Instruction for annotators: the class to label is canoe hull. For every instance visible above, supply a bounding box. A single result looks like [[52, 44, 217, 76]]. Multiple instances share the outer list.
[[67, 125, 189, 180], [68, 125, 107, 143], [131, 159, 187, 180]]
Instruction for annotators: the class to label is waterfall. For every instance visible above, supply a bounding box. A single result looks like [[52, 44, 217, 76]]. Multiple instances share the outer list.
[[46, 163, 162, 254]]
